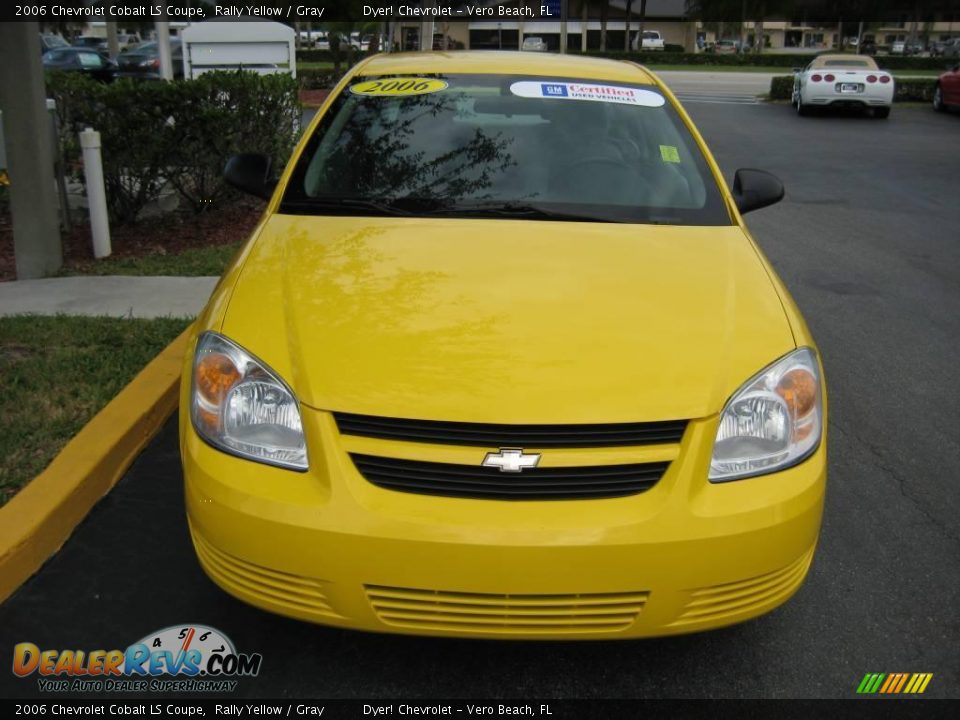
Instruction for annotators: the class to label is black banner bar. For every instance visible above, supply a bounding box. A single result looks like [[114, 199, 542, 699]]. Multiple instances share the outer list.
[[6, 2, 563, 24], [2, 699, 959, 720], [1, 0, 933, 24]]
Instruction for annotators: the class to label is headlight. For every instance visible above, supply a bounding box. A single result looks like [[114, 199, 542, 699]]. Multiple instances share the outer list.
[[709, 347, 822, 482], [191, 332, 307, 471]]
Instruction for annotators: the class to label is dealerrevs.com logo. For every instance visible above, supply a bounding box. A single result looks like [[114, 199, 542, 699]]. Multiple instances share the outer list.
[[12, 624, 262, 693]]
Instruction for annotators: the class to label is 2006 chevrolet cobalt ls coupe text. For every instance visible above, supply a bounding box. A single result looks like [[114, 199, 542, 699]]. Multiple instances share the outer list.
[[180, 52, 827, 639]]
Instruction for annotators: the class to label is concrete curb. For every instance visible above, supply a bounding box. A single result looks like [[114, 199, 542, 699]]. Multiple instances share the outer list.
[[0, 324, 193, 603]]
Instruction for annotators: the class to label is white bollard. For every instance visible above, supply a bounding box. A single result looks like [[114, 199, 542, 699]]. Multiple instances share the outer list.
[[79, 127, 111, 259]]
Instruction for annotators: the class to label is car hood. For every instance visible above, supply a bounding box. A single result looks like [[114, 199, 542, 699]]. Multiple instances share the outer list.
[[220, 215, 795, 423]]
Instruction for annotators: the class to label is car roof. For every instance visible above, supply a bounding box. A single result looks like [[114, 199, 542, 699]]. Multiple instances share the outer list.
[[809, 54, 878, 69], [353, 51, 657, 85]]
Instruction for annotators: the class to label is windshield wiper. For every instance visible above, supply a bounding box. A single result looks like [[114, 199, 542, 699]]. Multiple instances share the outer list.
[[422, 202, 617, 223], [280, 197, 414, 216]]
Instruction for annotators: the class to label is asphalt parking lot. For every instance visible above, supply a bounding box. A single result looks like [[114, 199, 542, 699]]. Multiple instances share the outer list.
[[2, 103, 959, 700]]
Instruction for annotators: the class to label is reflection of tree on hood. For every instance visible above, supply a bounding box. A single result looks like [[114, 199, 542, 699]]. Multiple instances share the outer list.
[[320, 92, 517, 204]]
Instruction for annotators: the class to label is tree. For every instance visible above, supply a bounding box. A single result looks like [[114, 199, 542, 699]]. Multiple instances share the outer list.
[[637, 0, 648, 46], [600, 0, 608, 51], [625, 0, 633, 50]]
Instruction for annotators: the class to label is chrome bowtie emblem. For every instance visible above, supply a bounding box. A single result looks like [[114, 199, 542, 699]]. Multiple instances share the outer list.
[[482, 448, 541, 473]]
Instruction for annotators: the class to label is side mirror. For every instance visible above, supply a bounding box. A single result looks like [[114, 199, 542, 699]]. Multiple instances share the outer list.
[[732, 168, 784, 215], [224, 153, 276, 200]]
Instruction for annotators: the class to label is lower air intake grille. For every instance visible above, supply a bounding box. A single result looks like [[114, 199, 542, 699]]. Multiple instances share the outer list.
[[334, 412, 687, 448], [350, 454, 668, 500], [189, 521, 338, 619], [366, 585, 649, 635], [669, 548, 815, 627]]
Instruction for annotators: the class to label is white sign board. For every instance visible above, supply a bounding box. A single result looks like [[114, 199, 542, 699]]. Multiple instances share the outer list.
[[181, 20, 296, 80]]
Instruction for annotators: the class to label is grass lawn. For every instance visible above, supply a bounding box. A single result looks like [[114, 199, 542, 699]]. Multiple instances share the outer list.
[[298, 61, 336, 70], [0, 315, 191, 506], [62, 242, 241, 277]]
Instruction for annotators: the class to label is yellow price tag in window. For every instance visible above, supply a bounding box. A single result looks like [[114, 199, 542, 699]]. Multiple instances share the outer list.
[[350, 78, 448, 97], [659, 145, 681, 163]]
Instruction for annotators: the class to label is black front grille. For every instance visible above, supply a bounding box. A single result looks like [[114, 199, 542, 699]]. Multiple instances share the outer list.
[[350, 454, 669, 500], [334, 413, 687, 448]]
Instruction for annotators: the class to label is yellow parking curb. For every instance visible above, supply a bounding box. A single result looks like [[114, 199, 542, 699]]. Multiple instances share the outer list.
[[0, 324, 193, 603]]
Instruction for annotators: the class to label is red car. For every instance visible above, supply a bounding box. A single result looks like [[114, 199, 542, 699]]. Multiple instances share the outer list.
[[934, 64, 960, 112]]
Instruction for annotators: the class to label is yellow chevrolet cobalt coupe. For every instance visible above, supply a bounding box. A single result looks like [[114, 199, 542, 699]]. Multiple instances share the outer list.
[[180, 52, 827, 638]]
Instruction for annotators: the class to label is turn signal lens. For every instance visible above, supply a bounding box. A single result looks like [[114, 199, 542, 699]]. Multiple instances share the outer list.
[[776, 368, 817, 419], [191, 332, 307, 471], [196, 353, 240, 405], [709, 348, 823, 482]]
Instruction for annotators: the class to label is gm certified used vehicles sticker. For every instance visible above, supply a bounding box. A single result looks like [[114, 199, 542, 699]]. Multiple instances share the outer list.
[[510, 81, 666, 107], [351, 78, 449, 96]]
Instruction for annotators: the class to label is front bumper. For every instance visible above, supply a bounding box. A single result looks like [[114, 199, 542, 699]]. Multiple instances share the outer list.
[[180, 402, 826, 640]]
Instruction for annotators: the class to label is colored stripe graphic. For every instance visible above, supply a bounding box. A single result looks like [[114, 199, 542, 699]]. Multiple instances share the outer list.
[[879, 674, 897, 693], [893, 673, 910, 693], [857, 673, 933, 694], [904, 673, 933, 694], [857, 673, 886, 694]]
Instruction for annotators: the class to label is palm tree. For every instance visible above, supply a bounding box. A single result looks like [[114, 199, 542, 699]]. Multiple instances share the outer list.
[[637, 0, 648, 48], [600, 0, 608, 51]]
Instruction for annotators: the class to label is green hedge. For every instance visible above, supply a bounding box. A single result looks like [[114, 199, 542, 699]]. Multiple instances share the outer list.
[[768, 75, 937, 102], [893, 78, 938, 101], [769, 75, 795, 99], [297, 49, 368, 64], [576, 49, 951, 71], [48, 71, 300, 223], [299, 67, 344, 90]]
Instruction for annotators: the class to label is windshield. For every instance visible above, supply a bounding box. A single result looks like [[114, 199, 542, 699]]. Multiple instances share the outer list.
[[282, 74, 730, 225], [822, 59, 874, 68]]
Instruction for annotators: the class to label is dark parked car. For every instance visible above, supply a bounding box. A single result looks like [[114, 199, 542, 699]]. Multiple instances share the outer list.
[[72, 36, 108, 52], [859, 39, 877, 55], [38, 33, 69, 55], [117, 40, 184, 80], [42, 48, 117, 83]]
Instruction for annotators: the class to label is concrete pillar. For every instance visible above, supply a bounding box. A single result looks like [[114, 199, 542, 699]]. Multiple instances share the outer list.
[[107, 22, 120, 59], [0, 23, 62, 279], [156, 20, 173, 80], [560, 0, 568, 53], [421, 0, 436, 51]]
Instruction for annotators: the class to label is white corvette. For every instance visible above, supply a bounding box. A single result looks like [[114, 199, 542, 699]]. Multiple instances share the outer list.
[[793, 54, 894, 118]]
